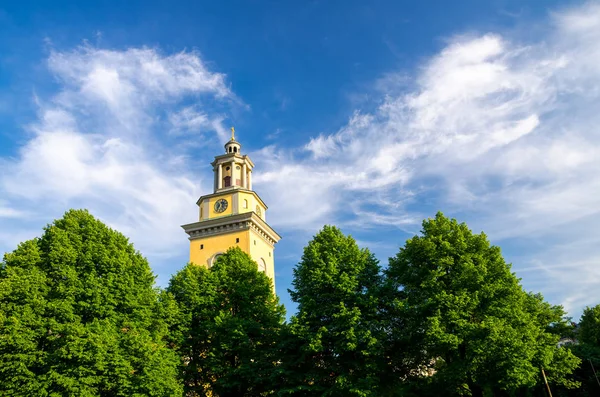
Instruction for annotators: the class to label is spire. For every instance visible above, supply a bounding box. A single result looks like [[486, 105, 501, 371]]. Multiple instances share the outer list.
[[224, 126, 241, 154]]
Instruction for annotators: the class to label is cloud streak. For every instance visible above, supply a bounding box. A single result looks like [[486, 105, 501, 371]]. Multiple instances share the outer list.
[[2, 3, 600, 317], [0, 46, 233, 264], [253, 2, 600, 315]]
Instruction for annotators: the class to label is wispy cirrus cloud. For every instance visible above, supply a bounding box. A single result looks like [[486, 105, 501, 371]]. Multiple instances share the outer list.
[[252, 2, 600, 315], [2, 2, 600, 317], [0, 46, 235, 269]]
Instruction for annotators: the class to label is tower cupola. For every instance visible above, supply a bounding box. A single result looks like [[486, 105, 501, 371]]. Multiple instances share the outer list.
[[224, 127, 241, 154], [211, 127, 254, 192]]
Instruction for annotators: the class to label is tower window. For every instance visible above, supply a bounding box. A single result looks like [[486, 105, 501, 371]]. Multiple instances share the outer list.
[[234, 147, 237, 153], [210, 253, 223, 267], [269, 252, 271, 257], [200, 244, 204, 250], [224, 176, 231, 187], [254, 240, 256, 246], [236, 238, 239, 243], [229, 147, 232, 153], [243, 199, 248, 208], [226, 166, 230, 171], [259, 258, 266, 272]]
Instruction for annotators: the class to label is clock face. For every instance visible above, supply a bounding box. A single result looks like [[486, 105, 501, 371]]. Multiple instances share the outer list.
[[214, 199, 228, 213]]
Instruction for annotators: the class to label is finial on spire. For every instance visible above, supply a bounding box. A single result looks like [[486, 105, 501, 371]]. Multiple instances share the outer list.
[[224, 126, 241, 154]]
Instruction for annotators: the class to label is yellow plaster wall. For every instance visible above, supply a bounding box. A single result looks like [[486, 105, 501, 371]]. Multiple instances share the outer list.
[[189, 228, 276, 291], [234, 191, 266, 221], [248, 228, 275, 290], [189, 231, 250, 267], [254, 200, 266, 221], [205, 193, 233, 219], [198, 192, 267, 222], [235, 191, 249, 214], [235, 191, 254, 215], [232, 163, 242, 186]]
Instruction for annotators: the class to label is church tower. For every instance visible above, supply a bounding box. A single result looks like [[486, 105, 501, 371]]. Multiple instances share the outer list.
[[181, 128, 281, 289]]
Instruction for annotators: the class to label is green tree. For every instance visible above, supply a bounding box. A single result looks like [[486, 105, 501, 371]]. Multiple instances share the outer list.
[[167, 247, 286, 397], [579, 305, 600, 347], [386, 212, 579, 397], [285, 225, 384, 396], [555, 305, 600, 396], [0, 209, 182, 396]]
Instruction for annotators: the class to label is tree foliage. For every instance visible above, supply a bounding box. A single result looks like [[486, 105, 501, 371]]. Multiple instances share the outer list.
[[285, 225, 384, 396], [555, 305, 600, 396], [385, 212, 580, 396], [0, 209, 585, 396], [167, 247, 286, 397], [579, 305, 600, 347], [0, 209, 181, 396]]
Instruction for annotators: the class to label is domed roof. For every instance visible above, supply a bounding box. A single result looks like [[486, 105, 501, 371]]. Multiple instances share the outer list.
[[224, 126, 241, 153]]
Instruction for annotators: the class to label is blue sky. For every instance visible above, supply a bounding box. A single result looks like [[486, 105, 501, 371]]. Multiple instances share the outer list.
[[1, 0, 600, 320]]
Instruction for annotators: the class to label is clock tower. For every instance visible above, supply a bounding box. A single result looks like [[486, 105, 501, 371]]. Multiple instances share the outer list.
[[181, 129, 281, 289]]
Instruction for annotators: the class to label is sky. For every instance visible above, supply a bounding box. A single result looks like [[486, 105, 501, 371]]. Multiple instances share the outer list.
[[1, 0, 600, 320]]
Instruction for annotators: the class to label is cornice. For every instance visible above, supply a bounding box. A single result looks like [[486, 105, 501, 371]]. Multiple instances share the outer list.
[[211, 154, 255, 168], [181, 212, 281, 246], [195, 189, 269, 210]]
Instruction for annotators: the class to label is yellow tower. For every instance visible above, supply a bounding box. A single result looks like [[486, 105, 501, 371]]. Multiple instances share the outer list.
[[181, 128, 281, 290]]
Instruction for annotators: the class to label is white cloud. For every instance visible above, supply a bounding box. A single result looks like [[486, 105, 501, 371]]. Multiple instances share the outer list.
[[0, 45, 232, 263], [258, 3, 600, 230], [2, 2, 600, 317], [169, 107, 210, 133], [49, 47, 231, 100], [251, 2, 600, 316], [0, 203, 27, 219]]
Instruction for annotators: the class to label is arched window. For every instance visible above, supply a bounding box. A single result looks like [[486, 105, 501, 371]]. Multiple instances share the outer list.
[[210, 253, 224, 267], [259, 258, 267, 272], [243, 199, 248, 209], [234, 147, 237, 153]]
